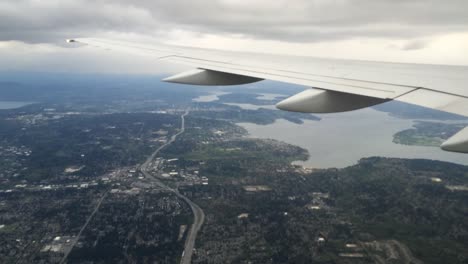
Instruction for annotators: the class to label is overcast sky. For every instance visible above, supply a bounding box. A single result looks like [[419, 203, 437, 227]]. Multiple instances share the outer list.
[[1, 0, 468, 74]]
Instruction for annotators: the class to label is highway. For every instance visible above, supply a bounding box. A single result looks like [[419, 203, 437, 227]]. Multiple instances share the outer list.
[[140, 110, 189, 174], [139, 110, 205, 264], [178, 194, 205, 264]]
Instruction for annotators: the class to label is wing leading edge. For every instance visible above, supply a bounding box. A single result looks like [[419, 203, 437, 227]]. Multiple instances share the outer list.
[[67, 38, 468, 153]]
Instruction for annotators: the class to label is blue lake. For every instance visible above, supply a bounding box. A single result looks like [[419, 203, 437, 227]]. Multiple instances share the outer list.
[[0, 101, 34, 109]]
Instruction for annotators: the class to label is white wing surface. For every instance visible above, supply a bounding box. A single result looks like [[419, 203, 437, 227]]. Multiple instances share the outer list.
[[67, 38, 468, 153]]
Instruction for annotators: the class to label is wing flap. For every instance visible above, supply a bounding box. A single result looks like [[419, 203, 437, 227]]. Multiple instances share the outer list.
[[397, 89, 468, 117]]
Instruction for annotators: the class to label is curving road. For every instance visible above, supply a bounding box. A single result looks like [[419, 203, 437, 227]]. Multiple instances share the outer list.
[[178, 194, 205, 264], [139, 110, 205, 264]]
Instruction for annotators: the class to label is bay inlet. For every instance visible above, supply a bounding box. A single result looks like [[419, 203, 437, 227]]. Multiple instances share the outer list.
[[238, 108, 468, 168]]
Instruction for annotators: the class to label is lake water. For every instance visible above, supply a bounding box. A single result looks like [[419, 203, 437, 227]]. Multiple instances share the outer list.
[[238, 108, 468, 168], [224, 103, 277, 110], [192, 92, 231, 102], [0, 101, 34, 109], [192, 91, 285, 105], [255, 93, 286, 100]]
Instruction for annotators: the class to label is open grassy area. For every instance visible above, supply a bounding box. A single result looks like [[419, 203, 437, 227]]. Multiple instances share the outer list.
[[393, 133, 444, 147], [393, 121, 467, 147]]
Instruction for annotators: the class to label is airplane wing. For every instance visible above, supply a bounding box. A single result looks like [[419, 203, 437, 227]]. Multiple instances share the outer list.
[[67, 38, 468, 153]]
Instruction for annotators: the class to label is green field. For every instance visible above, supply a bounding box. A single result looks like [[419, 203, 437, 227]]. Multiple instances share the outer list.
[[393, 121, 467, 147]]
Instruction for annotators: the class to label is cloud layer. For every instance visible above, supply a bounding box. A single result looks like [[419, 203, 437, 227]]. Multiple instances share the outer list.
[[1, 0, 468, 72], [2, 0, 468, 43]]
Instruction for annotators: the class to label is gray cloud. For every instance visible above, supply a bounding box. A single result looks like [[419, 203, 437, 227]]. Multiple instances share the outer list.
[[401, 40, 428, 50], [1, 0, 468, 43]]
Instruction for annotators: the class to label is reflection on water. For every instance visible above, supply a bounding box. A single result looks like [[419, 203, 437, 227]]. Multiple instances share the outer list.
[[255, 93, 286, 100], [192, 92, 230, 102], [238, 108, 468, 168], [0, 101, 34, 109], [224, 103, 277, 110]]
